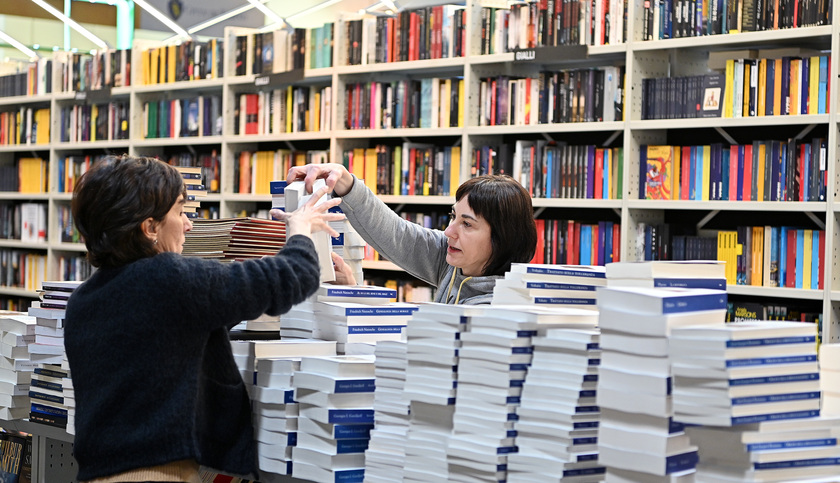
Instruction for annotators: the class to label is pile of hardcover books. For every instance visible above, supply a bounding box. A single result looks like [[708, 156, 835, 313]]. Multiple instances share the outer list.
[[595, 286, 727, 481], [182, 217, 286, 260], [491, 263, 605, 309]]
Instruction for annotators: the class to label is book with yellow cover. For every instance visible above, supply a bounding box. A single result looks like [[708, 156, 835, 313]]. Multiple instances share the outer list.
[[751, 226, 763, 286], [701, 145, 711, 201], [723, 59, 734, 118], [364, 148, 377, 193], [450, 145, 461, 196], [644, 145, 672, 200]]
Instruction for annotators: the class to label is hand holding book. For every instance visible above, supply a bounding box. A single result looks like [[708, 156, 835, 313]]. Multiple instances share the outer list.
[[287, 163, 355, 197], [270, 186, 344, 239]]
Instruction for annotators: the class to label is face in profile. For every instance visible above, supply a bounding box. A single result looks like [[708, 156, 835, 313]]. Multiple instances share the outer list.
[[153, 195, 193, 254], [443, 195, 493, 277]]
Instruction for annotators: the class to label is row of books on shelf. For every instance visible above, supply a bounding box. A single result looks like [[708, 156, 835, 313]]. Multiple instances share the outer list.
[[643, 0, 830, 40], [58, 102, 130, 143], [346, 5, 466, 65], [55, 155, 107, 194], [138, 39, 222, 85], [726, 300, 821, 324], [0, 108, 50, 146], [55, 49, 132, 92], [0, 58, 52, 97], [142, 96, 222, 139], [0, 158, 47, 193], [233, 87, 331, 136], [166, 153, 221, 194], [481, 0, 627, 53], [642, 139, 826, 202], [0, 203, 46, 244], [479, 67, 625, 126], [343, 144, 461, 197], [0, 250, 46, 292], [343, 78, 464, 130], [234, 150, 328, 195], [636, 222, 824, 289], [234, 28, 308, 76], [504, 140, 624, 199], [56, 205, 79, 244], [532, 219, 620, 265]]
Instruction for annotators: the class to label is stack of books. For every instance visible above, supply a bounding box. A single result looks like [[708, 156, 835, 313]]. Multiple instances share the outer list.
[[280, 299, 317, 340], [447, 306, 599, 482], [292, 355, 376, 483], [0, 312, 36, 421], [685, 417, 840, 481], [173, 166, 208, 219], [670, 321, 820, 426], [595, 286, 727, 481], [820, 343, 840, 416], [402, 304, 487, 481], [249, 339, 336, 477], [363, 340, 409, 483], [491, 263, 606, 309], [277, 179, 335, 282], [506, 327, 604, 482], [27, 286, 75, 431], [312, 300, 417, 351], [605, 260, 727, 290], [182, 217, 287, 261]]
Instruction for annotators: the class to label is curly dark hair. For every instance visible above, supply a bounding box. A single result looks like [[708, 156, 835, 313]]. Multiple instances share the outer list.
[[71, 155, 186, 268]]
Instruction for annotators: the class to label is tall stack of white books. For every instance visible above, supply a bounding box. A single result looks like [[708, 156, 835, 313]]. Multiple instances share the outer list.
[[329, 209, 366, 285], [596, 286, 727, 482], [314, 283, 399, 355], [364, 340, 409, 483], [669, 321, 836, 480], [0, 312, 36, 421], [250, 340, 337, 477], [491, 263, 606, 309], [448, 306, 599, 483], [280, 299, 317, 339], [26, 300, 72, 431], [233, 338, 338, 395], [820, 343, 840, 416], [605, 261, 727, 290], [292, 355, 376, 483], [402, 303, 487, 482], [506, 327, 604, 482], [273, 179, 335, 282]]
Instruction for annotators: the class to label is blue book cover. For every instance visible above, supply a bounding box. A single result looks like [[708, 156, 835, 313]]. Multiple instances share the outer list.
[[284, 389, 295, 404], [30, 402, 68, 417], [737, 145, 745, 200], [801, 58, 810, 115], [332, 468, 365, 483], [796, 229, 805, 288], [726, 355, 817, 368], [731, 391, 820, 406], [802, 144, 811, 201], [327, 409, 374, 424], [545, 149, 553, 198], [524, 282, 596, 291], [334, 379, 376, 393], [747, 437, 836, 452], [651, 278, 726, 290], [654, 291, 728, 314], [753, 456, 840, 471], [334, 423, 374, 440], [29, 390, 64, 405], [779, 226, 788, 285], [726, 336, 816, 348], [288, 432, 297, 446], [665, 451, 699, 474], [322, 287, 397, 299], [604, 221, 614, 264], [812, 230, 820, 289], [580, 225, 592, 265], [602, 150, 610, 200], [534, 297, 597, 305], [721, 147, 730, 200], [770, 226, 780, 287], [343, 306, 417, 317], [730, 373, 819, 387], [335, 438, 370, 454], [688, 145, 697, 200], [347, 325, 405, 334], [597, 221, 606, 266], [819, 56, 828, 114], [522, 266, 606, 278], [565, 468, 606, 478]]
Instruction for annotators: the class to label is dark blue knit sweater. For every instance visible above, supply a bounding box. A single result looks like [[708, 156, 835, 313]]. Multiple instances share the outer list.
[[64, 235, 320, 481]]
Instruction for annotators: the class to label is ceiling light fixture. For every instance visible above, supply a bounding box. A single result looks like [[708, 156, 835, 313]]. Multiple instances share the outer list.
[[30, 0, 109, 50]]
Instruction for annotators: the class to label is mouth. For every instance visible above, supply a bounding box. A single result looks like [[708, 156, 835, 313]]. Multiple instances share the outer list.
[[447, 245, 461, 254]]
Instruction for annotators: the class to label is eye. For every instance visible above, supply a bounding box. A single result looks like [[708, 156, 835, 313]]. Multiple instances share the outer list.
[[448, 211, 456, 222]]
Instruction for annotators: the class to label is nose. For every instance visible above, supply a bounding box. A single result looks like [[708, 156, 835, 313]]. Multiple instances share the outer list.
[[444, 222, 456, 238], [184, 217, 193, 232]]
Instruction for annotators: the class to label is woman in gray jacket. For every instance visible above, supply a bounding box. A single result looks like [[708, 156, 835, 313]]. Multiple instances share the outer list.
[[288, 163, 537, 305]]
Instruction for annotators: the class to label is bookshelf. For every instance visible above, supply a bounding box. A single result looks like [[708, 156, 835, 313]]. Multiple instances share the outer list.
[[0, 0, 836, 338]]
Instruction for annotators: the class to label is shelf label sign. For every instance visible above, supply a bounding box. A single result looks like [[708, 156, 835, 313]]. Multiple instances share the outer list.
[[513, 45, 588, 63], [254, 69, 305, 89]]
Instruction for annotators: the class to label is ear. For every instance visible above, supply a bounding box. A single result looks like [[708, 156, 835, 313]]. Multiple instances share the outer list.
[[140, 217, 158, 242]]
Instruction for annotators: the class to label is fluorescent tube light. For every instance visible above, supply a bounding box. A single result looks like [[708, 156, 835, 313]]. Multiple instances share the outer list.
[[0, 30, 39, 59], [30, 0, 109, 50], [132, 0, 191, 40], [245, 0, 286, 27]]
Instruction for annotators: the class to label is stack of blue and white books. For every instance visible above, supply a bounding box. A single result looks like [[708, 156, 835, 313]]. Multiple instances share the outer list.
[[0, 312, 36, 421], [249, 339, 336, 477], [312, 300, 417, 351], [402, 304, 487, 482], [596, 286, 727, 482], [363, 340, 409, 483], [447, 306, 599, 483], [292, 355, 376, 483], [491, 263, 605, 309], [506, 327, 604, 482], [605, 260, 727, 290]]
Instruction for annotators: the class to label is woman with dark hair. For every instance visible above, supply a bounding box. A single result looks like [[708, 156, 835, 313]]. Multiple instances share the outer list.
[[64, 155, 344, 482], [287, 163, 537, 305]]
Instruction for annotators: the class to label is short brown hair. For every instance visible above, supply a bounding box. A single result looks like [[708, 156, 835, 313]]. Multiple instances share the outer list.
[[456, 175, 536, 276], [72, 155, 186, 269]]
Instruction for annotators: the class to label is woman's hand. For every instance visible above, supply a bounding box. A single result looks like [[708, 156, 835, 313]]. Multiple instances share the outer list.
[[287, 163, 355, 197], [329, 252, 357, 285], [270, 186, 344, 239]]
